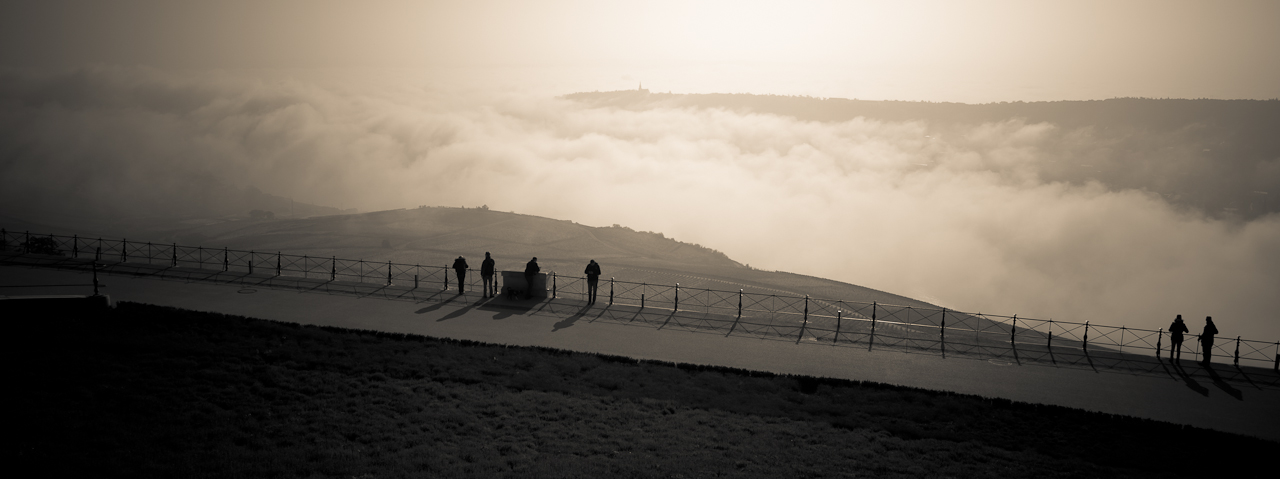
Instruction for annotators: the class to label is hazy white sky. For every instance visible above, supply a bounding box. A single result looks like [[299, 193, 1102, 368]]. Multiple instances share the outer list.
[[3, 0, 1278, 102]]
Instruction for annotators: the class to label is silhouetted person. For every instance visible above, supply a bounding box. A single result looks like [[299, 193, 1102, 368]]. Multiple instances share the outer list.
[[1199, 316, 1219, 365], [584, 259, 601, 304], [480, 252, 496, 298], [1168, 314, 1189, 361], [524, 257, 540, 299], [451, 256, 468, 294]]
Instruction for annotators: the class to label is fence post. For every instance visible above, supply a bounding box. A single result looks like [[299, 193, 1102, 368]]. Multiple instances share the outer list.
[[641, 282, 646, 309], [798, 295, 809, 342], [1156, 328, 1163, 359], [197, 246, 202, 268], [552, 272, 557, 299], [609, 278, 614, 305], [1274, 342, 1278, 371], [302, 255, 308, 278], [1083, 321, 1090, 352], [443, 264, 448, 290], [121, 239, 127, 262], [1047, 320, 1054, 362], [24, 231, 29, 254], [1011, 314, 1017, 347], [73, 235, 78, 258], [674, 283, 679, 312], [222, 247, 228, 272], [387, 261, 393, 285], [92, 261, 99, 296], [834, 309, 842, 343], [276, 252, 281, 276], [870, 301, 877, 349], [1119, 326, 1126, 354], [414, 274, 419, 289], [738, 289, 743, 318], [330, 257, 336, 281], [358, 260, 363, 283], [248, 251, 253, 275], [172, 244, 177, 267], [940, 308, 946, 351], [147, 242, 152, 265], [1234, 336, 1240, 367]]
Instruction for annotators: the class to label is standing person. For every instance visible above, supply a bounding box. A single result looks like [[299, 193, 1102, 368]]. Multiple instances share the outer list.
[[1199, 316, 1219, 365], [1168, 314, 1189, 362], [583, 259, 602, 304], [480, 252, 496, 298], [523, 257, 540, 299], [451, 256, 468, 294]]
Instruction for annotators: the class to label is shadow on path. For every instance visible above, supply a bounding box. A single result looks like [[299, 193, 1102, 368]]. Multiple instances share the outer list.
[[1203, 364, 1244, 400], [552, 305, 593, 332], [438, 298, 488, 322], [415, 295, 461, 315], [1172, 362, 1210, 397], [479, 299, 538, 320]]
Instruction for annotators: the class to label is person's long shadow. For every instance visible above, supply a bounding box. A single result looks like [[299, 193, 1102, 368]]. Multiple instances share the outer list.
[[414, 295, 460, 315], [552, 305, 592, 332], [1202, 363, 1244, 400], [437, 297, 487, 322], [1172, 361, 1210, 397]]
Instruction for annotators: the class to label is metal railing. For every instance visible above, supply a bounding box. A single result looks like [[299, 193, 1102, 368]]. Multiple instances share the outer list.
[[4, 228, 1277, 371]]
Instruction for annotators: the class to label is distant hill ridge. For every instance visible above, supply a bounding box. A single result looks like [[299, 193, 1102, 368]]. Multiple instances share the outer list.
[[563, 90, 1280, 130], [564, 91, 1280, 220], [168, 206, 931, 308]]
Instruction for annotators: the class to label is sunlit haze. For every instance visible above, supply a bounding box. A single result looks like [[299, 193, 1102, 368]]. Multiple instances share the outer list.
[[3, 1, 1279, 340]]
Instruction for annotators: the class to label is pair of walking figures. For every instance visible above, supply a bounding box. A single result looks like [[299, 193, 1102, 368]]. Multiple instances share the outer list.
[[1167, 315, 1219, 365]]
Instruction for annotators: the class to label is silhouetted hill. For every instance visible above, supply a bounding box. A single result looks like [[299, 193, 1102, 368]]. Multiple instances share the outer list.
[[565, 91, 1280, 220], [162, 206, 931, 307]]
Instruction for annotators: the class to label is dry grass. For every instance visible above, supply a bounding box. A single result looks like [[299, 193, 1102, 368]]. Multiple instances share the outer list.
[[8, 302, 1272, 478]]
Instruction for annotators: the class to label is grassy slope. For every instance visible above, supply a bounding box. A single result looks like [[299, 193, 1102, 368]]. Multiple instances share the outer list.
[[9, 302, 1271, 478], [159, 206, 932, 307]]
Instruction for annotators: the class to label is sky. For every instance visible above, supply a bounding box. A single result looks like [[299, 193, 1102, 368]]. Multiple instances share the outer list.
[[3, 0, 1278, 102], [2, 1, 1279, 341]]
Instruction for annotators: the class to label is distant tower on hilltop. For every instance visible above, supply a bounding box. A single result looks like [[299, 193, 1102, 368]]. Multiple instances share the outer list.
[[637, 82, 649, 94]]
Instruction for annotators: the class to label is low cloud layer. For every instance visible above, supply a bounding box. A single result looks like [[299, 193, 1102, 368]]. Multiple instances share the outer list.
[[4, 66, 1278, 340]]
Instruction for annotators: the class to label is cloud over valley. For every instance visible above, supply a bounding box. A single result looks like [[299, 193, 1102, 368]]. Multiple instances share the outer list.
[[3, 66, 1278, 340]]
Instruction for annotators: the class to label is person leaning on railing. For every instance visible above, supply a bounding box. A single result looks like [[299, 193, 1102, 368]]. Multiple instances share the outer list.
[[451, 256, 468, 295], [524, 257, 539, 299], [1168, 314, 1189, 362], [584, 259, 602, 305], [1200, 316, 1219, 365]]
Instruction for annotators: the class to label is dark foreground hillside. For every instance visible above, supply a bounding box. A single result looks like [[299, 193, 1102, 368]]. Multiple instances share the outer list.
[[7, 302, 1272, 478]]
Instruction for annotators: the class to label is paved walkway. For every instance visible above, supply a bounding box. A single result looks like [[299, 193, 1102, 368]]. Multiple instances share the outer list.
[[3, 262, 1278, 442]]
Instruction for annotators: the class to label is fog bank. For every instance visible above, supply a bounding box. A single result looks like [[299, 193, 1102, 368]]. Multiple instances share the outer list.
[[3, 67, 1277, 340]]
